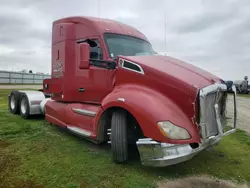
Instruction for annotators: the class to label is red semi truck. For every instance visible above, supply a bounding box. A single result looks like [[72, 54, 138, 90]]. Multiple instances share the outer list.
[[8, 16, 237, 167]]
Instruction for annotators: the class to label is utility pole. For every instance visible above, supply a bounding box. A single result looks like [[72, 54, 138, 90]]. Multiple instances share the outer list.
[[164, 0, 167, 56]]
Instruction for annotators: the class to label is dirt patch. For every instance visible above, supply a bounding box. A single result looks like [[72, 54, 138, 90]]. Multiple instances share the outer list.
[[80, 180, 89, 188], [157, 176, 249, 188], [0, 154, 19, 172], [0, 140, 11, 148], [0, 153, 20, 188], [10, 180, 44, 188], [0, 149, 44, 188]]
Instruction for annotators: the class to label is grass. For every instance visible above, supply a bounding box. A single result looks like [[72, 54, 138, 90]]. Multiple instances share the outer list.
[[238, 94, 250, 98], [228, 92, 250, 98], [0, 89, 250, 188]]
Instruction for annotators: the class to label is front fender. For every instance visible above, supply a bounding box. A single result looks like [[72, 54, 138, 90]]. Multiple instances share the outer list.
[[101, 84, 200, 144]]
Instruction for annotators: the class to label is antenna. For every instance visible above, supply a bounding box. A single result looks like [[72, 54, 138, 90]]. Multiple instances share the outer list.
[[98, 0, 100, 18], [98, 0, 101, 29], [164, 0, 167, 56]]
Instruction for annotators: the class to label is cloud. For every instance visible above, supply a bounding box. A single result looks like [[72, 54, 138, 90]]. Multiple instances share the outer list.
[[0, 0, 249, 80]]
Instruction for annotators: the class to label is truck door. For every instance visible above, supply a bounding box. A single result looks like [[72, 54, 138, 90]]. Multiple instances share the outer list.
[[75, 38, 116, 103]]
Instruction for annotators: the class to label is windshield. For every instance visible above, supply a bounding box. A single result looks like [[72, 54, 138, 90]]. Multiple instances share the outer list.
[[104, 33, 156, 59]]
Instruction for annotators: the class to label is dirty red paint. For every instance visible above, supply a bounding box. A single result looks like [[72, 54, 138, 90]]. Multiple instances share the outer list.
[[43, 16, 222, 144]]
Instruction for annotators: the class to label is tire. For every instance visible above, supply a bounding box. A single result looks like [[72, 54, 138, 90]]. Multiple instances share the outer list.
[[19, 94, 30, 119], [111, 110, 128, 164], [8, 90, 21, 114]]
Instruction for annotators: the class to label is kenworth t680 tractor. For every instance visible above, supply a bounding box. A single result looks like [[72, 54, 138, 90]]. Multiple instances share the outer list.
[[8, 16, 237, 167]]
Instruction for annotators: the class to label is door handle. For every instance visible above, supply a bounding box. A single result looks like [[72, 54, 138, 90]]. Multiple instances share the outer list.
[[78, 88, 85, 92]]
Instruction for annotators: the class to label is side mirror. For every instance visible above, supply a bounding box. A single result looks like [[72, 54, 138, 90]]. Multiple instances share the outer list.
[[79, 43, 90, 69]]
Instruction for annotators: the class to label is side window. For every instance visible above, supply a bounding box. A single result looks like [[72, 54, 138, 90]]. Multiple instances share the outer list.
[[89, 39, 103, 60]]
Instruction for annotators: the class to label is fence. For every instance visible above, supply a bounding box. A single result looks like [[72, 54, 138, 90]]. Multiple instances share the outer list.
[[0, 71, 51, 84]]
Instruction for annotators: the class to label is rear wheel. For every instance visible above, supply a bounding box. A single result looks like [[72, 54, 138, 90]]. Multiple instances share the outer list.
[[111, 110, 128, 164], [19, 94, 30, 119], [8, 91, 21, 114]]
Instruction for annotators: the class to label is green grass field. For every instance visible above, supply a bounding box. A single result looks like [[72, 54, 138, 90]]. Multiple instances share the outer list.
[[0, 89, 250, 188], [238, 94, 250, 98]]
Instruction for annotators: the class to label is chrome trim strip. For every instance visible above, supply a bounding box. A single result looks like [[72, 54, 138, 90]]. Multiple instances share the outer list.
[[72, 108, 96, 117], [118, 58, 145, 75], [67, 126, 91, 137], [117, 98, 125, 102]]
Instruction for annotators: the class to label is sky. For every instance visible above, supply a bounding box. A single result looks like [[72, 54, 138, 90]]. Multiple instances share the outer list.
[[0, 0, 249, 80]]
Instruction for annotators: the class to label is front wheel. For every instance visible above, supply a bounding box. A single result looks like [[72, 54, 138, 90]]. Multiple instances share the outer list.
[[111, 110, 128, 164]]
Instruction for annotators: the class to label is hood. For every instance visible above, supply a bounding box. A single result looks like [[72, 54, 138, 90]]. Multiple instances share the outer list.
[[120, 55, 222, 89]]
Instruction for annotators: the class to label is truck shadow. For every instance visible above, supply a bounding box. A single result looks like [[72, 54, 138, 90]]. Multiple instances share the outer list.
[[28, 114, 45, 120], [53, 124, 141, 161]]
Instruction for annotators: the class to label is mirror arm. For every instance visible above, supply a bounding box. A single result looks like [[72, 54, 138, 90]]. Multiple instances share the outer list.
[[90, 59, 116, 69], [89, 61, 107, 69]]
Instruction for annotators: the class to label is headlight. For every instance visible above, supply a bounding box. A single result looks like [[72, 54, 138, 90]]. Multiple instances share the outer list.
[[157, 121, 191, 140]]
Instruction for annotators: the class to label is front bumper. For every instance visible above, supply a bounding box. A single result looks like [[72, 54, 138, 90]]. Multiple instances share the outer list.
[[136, 84, 237, 167], [136, 135, 221, 167]]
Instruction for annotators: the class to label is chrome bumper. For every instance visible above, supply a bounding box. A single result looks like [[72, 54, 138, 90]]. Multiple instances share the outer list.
[[136, 135, 221, 167], [136, 84, 237, 167]]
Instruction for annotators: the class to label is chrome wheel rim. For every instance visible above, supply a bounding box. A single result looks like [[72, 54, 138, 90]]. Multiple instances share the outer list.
[[10, 95, 15, 110], [21, 97, 28, 114]]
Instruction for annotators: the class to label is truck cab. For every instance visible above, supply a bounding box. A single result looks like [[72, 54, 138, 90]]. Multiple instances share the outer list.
[[8, 16, 238, 167], [43, 17, 156, 103]]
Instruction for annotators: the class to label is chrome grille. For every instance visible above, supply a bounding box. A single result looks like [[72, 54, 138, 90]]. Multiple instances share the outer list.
[[203, 92, 218, 137], [199, 83, 228, 139]]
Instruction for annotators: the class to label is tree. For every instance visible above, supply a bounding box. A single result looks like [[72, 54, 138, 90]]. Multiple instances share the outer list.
[[29, 70, 33, 73]]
